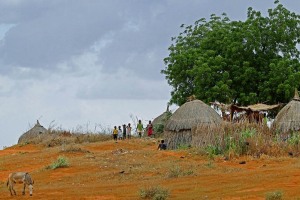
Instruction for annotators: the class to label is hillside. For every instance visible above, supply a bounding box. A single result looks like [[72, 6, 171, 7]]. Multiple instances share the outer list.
[[0, 138, 300, 199]]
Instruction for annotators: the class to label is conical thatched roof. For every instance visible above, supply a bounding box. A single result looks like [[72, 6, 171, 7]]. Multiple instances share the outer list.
[[272, 90, 300, 133], [18, 120, 48, 144], [152, 111, 171, 126], [165, 100, 222, 132]]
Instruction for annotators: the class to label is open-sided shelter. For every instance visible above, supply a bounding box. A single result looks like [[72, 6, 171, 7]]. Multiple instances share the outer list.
[[231, 103, 281, 123]]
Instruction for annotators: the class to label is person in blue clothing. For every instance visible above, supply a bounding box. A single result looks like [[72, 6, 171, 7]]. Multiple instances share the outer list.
[[157, 139, 167, 150]]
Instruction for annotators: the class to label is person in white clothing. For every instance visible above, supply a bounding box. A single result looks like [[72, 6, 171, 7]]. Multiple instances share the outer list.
[[118, 126, 123, 140], [126, 123, 132, 139]]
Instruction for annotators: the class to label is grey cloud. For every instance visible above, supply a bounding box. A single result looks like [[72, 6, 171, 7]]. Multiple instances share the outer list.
[[0, 1, 129, 70], [0, 0, 298, 80]]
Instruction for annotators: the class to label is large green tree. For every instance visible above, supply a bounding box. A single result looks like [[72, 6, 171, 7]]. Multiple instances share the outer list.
[[162, 1, 300, 106]]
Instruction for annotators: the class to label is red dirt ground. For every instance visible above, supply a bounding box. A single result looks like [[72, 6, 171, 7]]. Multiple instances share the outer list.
[[0, 139, 300, 199]]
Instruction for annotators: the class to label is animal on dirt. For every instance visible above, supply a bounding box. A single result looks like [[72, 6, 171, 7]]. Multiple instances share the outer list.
[[6, 172, 34, 196]]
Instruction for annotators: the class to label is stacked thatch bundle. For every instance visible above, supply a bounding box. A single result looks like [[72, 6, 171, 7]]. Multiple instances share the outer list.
[[272, 90, 300, 133], [18, 120, 48, 144], [164, 99, 222, 149]]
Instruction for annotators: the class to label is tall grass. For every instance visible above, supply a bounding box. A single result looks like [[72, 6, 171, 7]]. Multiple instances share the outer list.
[[194, 122, 300, 158], [22, 125, 112, 147]]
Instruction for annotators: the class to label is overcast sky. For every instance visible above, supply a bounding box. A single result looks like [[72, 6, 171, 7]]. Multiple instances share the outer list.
[[0, 0, 299, 148]]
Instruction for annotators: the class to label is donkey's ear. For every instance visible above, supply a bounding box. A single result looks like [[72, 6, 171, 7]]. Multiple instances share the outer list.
[[32, 180, 34, 184]]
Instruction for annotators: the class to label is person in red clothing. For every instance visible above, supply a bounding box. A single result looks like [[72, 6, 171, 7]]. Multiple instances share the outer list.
[[147, 120, 153, 137]]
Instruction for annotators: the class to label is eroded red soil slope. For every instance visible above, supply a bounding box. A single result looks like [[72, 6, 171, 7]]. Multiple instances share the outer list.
[[0, 139, 300, 199]]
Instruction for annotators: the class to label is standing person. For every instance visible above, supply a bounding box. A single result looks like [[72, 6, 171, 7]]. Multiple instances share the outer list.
[[112, 126, 118, 142], [122, 124, 127, 140], [147, 120, 153, 137], [136, 120, 144, 138], [118, 126, 123, 140], [126, 123, 132, 139]]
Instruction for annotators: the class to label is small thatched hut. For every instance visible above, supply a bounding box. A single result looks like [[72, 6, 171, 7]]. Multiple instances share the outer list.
[[18, 120, 48, 144], [272, 90, 300, 133], [152, 106, 172, 135], [164, 99, 222, 149]]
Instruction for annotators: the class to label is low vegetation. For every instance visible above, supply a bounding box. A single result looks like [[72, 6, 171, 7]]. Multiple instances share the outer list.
[[47, 156, 69, 169], [166, 165, 194, 178], [265, 190, 284, 200], [21, 129, 112, 148], [193, 122, 300, 159], [139, 186, 169, 200]]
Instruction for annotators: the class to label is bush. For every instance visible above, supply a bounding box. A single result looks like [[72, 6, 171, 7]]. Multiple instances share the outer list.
[[167, 166, 182, 178], [48, 156, 69, 169], [139, 186, 169, 200], [154, 124, 164, 134], [205, 145, 222, 159], [265, 190, 283, 200]]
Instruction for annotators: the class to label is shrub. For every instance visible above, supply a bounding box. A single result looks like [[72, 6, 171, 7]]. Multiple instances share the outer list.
[[139, 186, 169, 200], [287, 132, 300, 146], [48, 156, 69, 169], [154, 124, 164, 135], [167, 165, 182, 178], [166, 165, 194, 178], [205, 145, 222, 159], [265, 190, 283, 200]]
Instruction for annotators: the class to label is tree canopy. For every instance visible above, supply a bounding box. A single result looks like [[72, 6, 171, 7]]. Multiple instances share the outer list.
[[162, 1, 300, 106]]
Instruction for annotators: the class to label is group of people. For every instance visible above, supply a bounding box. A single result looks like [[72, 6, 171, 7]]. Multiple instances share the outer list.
[[112, 120, 154, 141], [112, 123, 132, 141], [111, 119, 166, 150]]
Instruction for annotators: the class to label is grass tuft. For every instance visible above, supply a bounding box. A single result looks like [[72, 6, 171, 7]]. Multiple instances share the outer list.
[[265, 190, 284, 200], [48, 156, 69, 169], [139, 185, 169, 200]]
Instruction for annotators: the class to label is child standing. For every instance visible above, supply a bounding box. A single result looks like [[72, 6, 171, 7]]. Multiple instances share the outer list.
[[136, 120, 143, 138], [112, 126, 118, 142], [118, 126, 123, 140], [126, 123, 132, 139], [122, 124, 127, 140]]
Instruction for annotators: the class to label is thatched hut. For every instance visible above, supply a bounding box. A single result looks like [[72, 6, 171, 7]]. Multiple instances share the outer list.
[[18, 120, 48, 144], [164, 99, 222, 149], [272, 90, 300, 133], [152, 106, 172, 135]]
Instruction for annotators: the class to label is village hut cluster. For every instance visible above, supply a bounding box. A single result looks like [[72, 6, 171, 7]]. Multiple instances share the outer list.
[[161, 90, 300, 149], [17, 90, 300, 150]]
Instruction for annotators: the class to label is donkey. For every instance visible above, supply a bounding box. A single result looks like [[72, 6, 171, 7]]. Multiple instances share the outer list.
[[7, 172, 34, 196]]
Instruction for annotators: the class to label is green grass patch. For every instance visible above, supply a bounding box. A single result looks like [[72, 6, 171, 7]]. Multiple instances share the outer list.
[[47, 156, 69, 169]]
